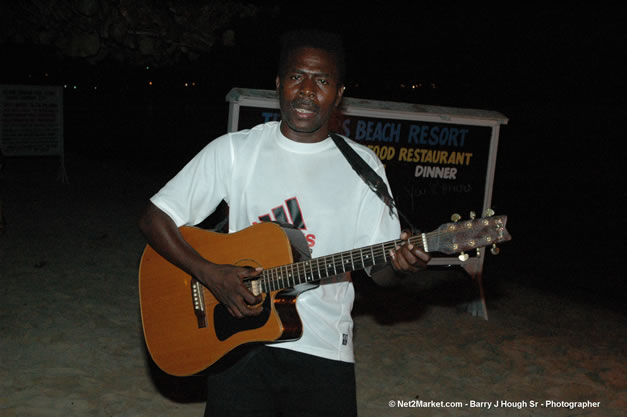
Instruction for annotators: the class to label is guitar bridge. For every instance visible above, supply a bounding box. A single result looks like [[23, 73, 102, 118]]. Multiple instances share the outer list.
[[191, 278, 208, 328]]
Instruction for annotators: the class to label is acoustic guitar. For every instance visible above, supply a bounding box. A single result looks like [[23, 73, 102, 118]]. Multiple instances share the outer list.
[[139, 214, 510, 376]]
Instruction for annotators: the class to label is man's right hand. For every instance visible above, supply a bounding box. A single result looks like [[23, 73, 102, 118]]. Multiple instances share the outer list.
[[138, 202, 264, 319], [197, 263, 264, 318]]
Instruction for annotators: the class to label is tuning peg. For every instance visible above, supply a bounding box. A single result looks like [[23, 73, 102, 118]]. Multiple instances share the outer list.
[[484, 208, 495, 217], [452, 213, 470, 261], [490, 243, 500, 255], [469, 211, 476, 219]]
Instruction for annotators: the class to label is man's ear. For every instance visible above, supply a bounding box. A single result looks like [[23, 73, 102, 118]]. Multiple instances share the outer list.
[[335, 85, 346, 107], [275, 75, 281, 91]]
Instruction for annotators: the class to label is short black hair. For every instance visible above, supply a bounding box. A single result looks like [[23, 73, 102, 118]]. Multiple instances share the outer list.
[[278, 29, 346, 85]]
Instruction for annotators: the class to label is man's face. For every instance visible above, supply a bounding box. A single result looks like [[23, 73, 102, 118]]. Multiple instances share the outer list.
[[276, 47, 345, 143]]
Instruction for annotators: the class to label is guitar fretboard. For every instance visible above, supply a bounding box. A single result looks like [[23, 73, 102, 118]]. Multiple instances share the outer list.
[[248, 214, 509, 294], [257, 235, 424, 292]]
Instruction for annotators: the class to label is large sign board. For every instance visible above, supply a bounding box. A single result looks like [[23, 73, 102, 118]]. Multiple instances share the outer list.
[[226, 88, 508, 319], [228, 89, 507, 231], [0, 85, 64, 157], [237, 105, 495, 233]]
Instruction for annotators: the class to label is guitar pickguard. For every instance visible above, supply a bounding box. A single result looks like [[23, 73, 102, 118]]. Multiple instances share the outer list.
[[213, 295, 272, 341]]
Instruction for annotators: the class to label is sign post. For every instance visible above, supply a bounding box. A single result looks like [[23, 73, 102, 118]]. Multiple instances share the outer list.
[[0, 85, 67, 182], [226, 88, 508, 319]]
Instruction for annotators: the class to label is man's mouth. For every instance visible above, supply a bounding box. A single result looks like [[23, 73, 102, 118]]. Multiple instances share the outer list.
[[291, 99, 318, 115], [295, 108, 314, 114]]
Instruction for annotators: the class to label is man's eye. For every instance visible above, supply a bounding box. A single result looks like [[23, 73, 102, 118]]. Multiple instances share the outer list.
[[318, 79, 329, 85], [290, 74, 302, 80]]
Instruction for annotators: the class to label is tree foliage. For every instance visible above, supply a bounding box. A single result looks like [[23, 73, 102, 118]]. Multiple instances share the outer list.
[[0, 0, 260, 67]]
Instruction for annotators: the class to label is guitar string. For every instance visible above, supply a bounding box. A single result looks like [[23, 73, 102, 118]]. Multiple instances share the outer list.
[[265, 227, 503, 290], [251, 219, 505, 292], [260, 240, 413, 291]]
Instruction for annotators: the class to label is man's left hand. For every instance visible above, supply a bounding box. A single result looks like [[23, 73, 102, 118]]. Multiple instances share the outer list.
[[389, 231, 431, 273]]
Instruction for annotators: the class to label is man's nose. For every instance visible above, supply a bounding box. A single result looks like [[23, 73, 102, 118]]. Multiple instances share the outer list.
[[299, 78, 315, 97]]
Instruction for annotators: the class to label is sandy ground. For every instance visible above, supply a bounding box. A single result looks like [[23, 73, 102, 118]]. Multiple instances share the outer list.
[[1, 155, 625, 417]]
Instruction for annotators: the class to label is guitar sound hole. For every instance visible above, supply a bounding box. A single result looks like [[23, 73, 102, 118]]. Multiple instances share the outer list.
[[213, 295, 271, 341]]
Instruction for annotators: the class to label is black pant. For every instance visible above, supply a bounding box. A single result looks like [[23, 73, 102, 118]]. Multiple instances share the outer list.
[[204, 345, 357, 417]]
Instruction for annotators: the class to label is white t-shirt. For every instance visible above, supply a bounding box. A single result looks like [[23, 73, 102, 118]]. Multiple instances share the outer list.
[[151, 121, 400, 362]]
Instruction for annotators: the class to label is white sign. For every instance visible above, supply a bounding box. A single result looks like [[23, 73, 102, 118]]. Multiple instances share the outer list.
[[0, 85, 64, 156]]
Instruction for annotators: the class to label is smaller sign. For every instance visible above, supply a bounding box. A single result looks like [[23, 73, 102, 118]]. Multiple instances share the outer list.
[[0, 85, 64, 157]]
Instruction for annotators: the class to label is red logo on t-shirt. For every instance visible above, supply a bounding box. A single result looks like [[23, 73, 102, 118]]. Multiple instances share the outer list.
[[255, 197, 316, 247]]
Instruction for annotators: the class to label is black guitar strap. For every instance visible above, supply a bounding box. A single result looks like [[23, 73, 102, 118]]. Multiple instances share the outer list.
[[329, 132, 419, 233]]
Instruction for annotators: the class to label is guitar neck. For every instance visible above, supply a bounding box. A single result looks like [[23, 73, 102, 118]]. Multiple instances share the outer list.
[[258, 235, 423, 292], [255, 214, 510, 293]]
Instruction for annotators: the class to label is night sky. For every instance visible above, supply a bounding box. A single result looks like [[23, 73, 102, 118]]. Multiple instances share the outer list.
[[1, 2, 625, 305]]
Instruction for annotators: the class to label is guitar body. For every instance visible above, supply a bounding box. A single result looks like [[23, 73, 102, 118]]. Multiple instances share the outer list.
[[139, 222, 312, 376]]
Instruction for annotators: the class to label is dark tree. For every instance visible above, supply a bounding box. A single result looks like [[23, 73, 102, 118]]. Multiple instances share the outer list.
[[0, 0, 263, 67]]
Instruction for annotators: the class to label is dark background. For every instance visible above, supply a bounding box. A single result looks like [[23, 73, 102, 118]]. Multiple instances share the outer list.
[[1, 2, 625, 308]]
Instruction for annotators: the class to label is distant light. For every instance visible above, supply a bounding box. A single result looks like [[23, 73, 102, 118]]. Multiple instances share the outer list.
[[93, 86, 97, 90], [73, 85, 77, 90], [192, 82, 196, 86], [148, 81, 153, 86], [64, 84, 67, 88], [146, 66, 150, 70], [44, 73, 49, 77], [184, 82, 189, 87]]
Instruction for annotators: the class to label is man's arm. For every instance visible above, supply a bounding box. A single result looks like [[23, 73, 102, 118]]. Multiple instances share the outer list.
[[370, 231, 431, 287], [138, 202, 262, 318]]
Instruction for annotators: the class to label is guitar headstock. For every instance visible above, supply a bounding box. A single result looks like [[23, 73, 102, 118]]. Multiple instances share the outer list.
[[426, 214, 511, 256]]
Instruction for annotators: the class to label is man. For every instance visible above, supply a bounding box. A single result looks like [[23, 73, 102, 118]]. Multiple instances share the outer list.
[[138, 30, 430, 417]]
